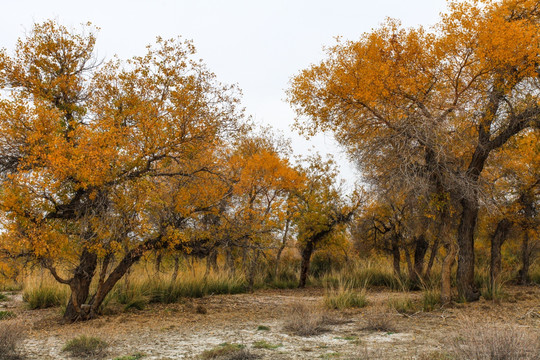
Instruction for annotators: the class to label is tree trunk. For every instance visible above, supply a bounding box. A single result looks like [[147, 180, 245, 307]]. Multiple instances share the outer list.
[[391, 236, 401, 276], [154, 251, 163, 277], [171, 255, 180, 282], [518, 230, 531, 285], [404, 248, 414, 283], [63, 248, 98, 322], [274, 219, 291, 279], [490, 218, 511, 288], [299, 241, 314, 288], [247, 250, 260, 292], [456, 198, 480, 302], [441, 239, 457, 304], [412, 235, 428, 286], [226, 248, 235, 275], [425, 236, 441, 279]]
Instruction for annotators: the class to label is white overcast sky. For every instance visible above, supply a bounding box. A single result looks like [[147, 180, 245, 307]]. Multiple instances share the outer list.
[[0, 0, 448, 187]]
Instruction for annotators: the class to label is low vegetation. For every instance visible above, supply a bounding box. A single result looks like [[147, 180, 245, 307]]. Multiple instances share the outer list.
[[0, 321, 25, 360], [0, 311, 16, 320], [388, 297, 419, 315], [362, 312, 396, 332], [22, 277, 69, 310], [283, 303, 340, 336], [199, 343, 258, 360], [451, 323, 540, 360], [252, 340, 282, 349], [62, 335, 109, 358]]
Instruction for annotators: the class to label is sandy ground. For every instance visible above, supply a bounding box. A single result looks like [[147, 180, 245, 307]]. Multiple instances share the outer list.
[[1, 285, 539, 359]]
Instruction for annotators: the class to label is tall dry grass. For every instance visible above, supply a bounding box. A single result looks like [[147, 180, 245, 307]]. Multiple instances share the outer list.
[[22, 274, 70, 309]]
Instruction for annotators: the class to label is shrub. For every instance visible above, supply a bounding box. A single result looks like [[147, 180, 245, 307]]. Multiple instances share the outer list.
[[451, 323, 540, 360], [0, 293, 7, 301], [0, 321, 25, 360], [62, 335, 108, 358], [0, 311, 16, 320], [256, 325, 270, 331], [362, 312, 396, 332], [283, 303, 330, 336]]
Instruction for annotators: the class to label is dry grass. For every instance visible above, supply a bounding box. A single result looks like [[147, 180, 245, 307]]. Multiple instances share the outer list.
[[323, 279, 368, 310], [362, 312, 397, 332], [62, 335, 109, 358], [451, 323, 540, 360], [22, 275, 69, 309], [283, 303, 350, 336], [388, 297, 419, 314], [0, 320, 26, 360], [199, 343, 259, 360]]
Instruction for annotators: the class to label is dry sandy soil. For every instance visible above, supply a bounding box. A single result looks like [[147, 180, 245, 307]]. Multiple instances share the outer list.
[[1, 285, 539, 359]]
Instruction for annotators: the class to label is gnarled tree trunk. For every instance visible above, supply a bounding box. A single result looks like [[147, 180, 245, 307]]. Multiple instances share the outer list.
[[63, 248, 98, 322]]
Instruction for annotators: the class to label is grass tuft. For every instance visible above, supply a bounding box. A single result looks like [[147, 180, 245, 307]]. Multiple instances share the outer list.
[[451, 323, 540, 360], [422, 288, 442, 312], [283, 303, 331, 336], [22, 277, 69, 309], [362, 312, 396, 332], [62, 335, 108, 358], [0, 311, 16, 320], [252, 340, 282, 349], [0, 321, 26, 360], [113, 353, 145, 360], [388, 297, 418, 315], [199, 343, 258, 360]]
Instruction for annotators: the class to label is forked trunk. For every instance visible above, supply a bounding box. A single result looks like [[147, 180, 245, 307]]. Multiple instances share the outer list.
[[63, 249, 98, 322]]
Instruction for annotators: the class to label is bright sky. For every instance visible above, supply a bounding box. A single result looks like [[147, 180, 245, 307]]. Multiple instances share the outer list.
[[1, 0, 448, 186]]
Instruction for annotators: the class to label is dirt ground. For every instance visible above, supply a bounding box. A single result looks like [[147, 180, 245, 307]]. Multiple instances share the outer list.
[[1, 285, 539, 359]]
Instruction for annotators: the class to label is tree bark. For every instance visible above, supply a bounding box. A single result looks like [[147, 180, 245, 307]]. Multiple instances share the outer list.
[[154, 251, 163, 276], [441, 239, 457, 304], [490, 218, 511, 288], [391, 237, 401, 277], [299, 241, 314, 288], [456, 197, 481, 302], [518, 230, 531, 285], [412, 235, 428, 286], [247, 250, 260, 292], [63, 248, 98, 322], [274, 219, 290, 279], [425, 236, 441, 279], [171, 255, 180, 282]]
